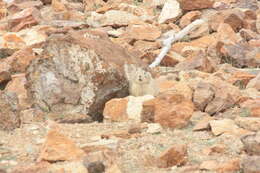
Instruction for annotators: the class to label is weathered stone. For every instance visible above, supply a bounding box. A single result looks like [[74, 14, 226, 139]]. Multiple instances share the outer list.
[[122, 24, 161, 41], [241, 155, 260, 173], [38, 130, 85, 162], [8, 7, 41, 32], [247, 73, 260, 91], [235, 117, 260, 131], [5, 74, 31, 110], [0, 91, 20, 131], [158, 0, 182, 24], [103, 97, 129, 122], [193, 81, 214, 111], [233, 0, 259, 11], [209, 119, 248, 136], [217, 23, 242, 45], [240, 99, 260, 117], [142, 91, 194, 128], [241, 132, 260, 155], [10, 162, 50, 173], [179, 11, 201, 28], [221, 42, 260, 68], [87, 10, 139, 27], [158, 144, 187, 168], [26, 30, 141, 121], [1, 33, 26, 50], [174, 50, 214, 73], [8, 47, 37, 73], [178, 0, 214, 10]]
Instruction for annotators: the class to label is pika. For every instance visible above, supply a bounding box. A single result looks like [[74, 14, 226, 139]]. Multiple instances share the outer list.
[[124, 64, 159, 97]]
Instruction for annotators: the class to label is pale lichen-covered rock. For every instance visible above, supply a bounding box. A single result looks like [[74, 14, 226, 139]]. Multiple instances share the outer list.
[[26, 29, 141, 121], [0, 91, 21, 130]]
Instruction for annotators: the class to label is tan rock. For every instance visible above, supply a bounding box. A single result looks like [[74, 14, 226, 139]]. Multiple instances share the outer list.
[[38, 130, 85, 162], [247, 73, 260, 91], [9, 47, 37, 73], [217, 159, 240, 173], [157, 79, 193, 100], [2, 33, 26, 49], [199, 160, 218, 171], [209, 9, 244, 32], [217, 23, 242, 44], [106, 164, 122, 173], [171, 34, 217, 54], [179, 11, 201, 28], [5, 73, 31, 109], [241, 132, 260, 155], [193, 81, 214, 111], [8, 7, 41, 32], [103, 97, 129, 122], [142, 91, 194, 128], [158, 0, 182, 24], [209, 119, 248, 136], [52, 0, 67, 12], [49, 161, 87, 173], [193, 115, 214, 131], [174, 50, 214, 73], [179, 0, 214, 10], [158, 144, 187, 168], [122, 24, 161, 41], [241, 155, 260, 173], [10, 162, 50, 173], [235, 117, 260, 132], [240, 99, 260, 117]]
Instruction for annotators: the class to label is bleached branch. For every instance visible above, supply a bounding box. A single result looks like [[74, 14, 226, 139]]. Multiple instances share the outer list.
[[149, 19, 205, 68]]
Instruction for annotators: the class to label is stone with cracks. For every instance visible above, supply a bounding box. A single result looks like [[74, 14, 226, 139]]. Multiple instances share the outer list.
[[26, 29, 141, 121]]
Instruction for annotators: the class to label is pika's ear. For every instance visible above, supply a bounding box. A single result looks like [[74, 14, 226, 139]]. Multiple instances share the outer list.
[[124, 63, 133, 80]]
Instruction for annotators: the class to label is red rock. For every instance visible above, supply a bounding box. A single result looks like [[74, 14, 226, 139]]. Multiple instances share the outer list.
[[158, 144, 187, 168], [38, 130, 86, 162], [142, 91, 194, 128], [8, 7, 41, 32], [179, 0, 214, 10], [179, 11, 201, 28]]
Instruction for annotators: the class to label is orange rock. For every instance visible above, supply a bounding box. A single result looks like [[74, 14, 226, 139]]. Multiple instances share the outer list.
[[200, 160, 218, 171], [103, 97, 129, 122], [179, 0, 214, 10], [9, 47, 37, 73], [249, 39, 260, 47], [142, 91, 194, 128], [158, 144, 187, 168], [217, 23, 242, 44], [240, 99, 260, 117], [5, 73, 31, 109], [52, 0, 67, 12], [122, 24, 161, 41], [8, 7, 41, 32], [179, 11, 202, 28], [2, 33, 26, 49], [38, 130, 85, 162]]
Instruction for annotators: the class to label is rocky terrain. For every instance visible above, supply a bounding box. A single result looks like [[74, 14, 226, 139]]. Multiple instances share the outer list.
[[0, 0, 260, 172]]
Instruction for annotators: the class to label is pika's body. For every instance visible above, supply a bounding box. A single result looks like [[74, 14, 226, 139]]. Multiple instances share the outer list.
[[124, 64, 158, 97]]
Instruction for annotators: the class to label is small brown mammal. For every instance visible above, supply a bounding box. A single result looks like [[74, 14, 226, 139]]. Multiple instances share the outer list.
[[124, 64, 158, 97]]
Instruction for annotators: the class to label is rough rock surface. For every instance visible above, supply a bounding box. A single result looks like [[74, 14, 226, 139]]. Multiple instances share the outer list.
[[26, 30, 140, 121]]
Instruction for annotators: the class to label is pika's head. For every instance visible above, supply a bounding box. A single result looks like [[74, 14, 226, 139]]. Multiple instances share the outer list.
[[134, 68, 152, 84], [124, 64, 152, 84]]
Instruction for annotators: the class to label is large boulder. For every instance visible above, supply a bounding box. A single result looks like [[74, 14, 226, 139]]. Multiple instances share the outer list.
[[26, 29, 141, 121]]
